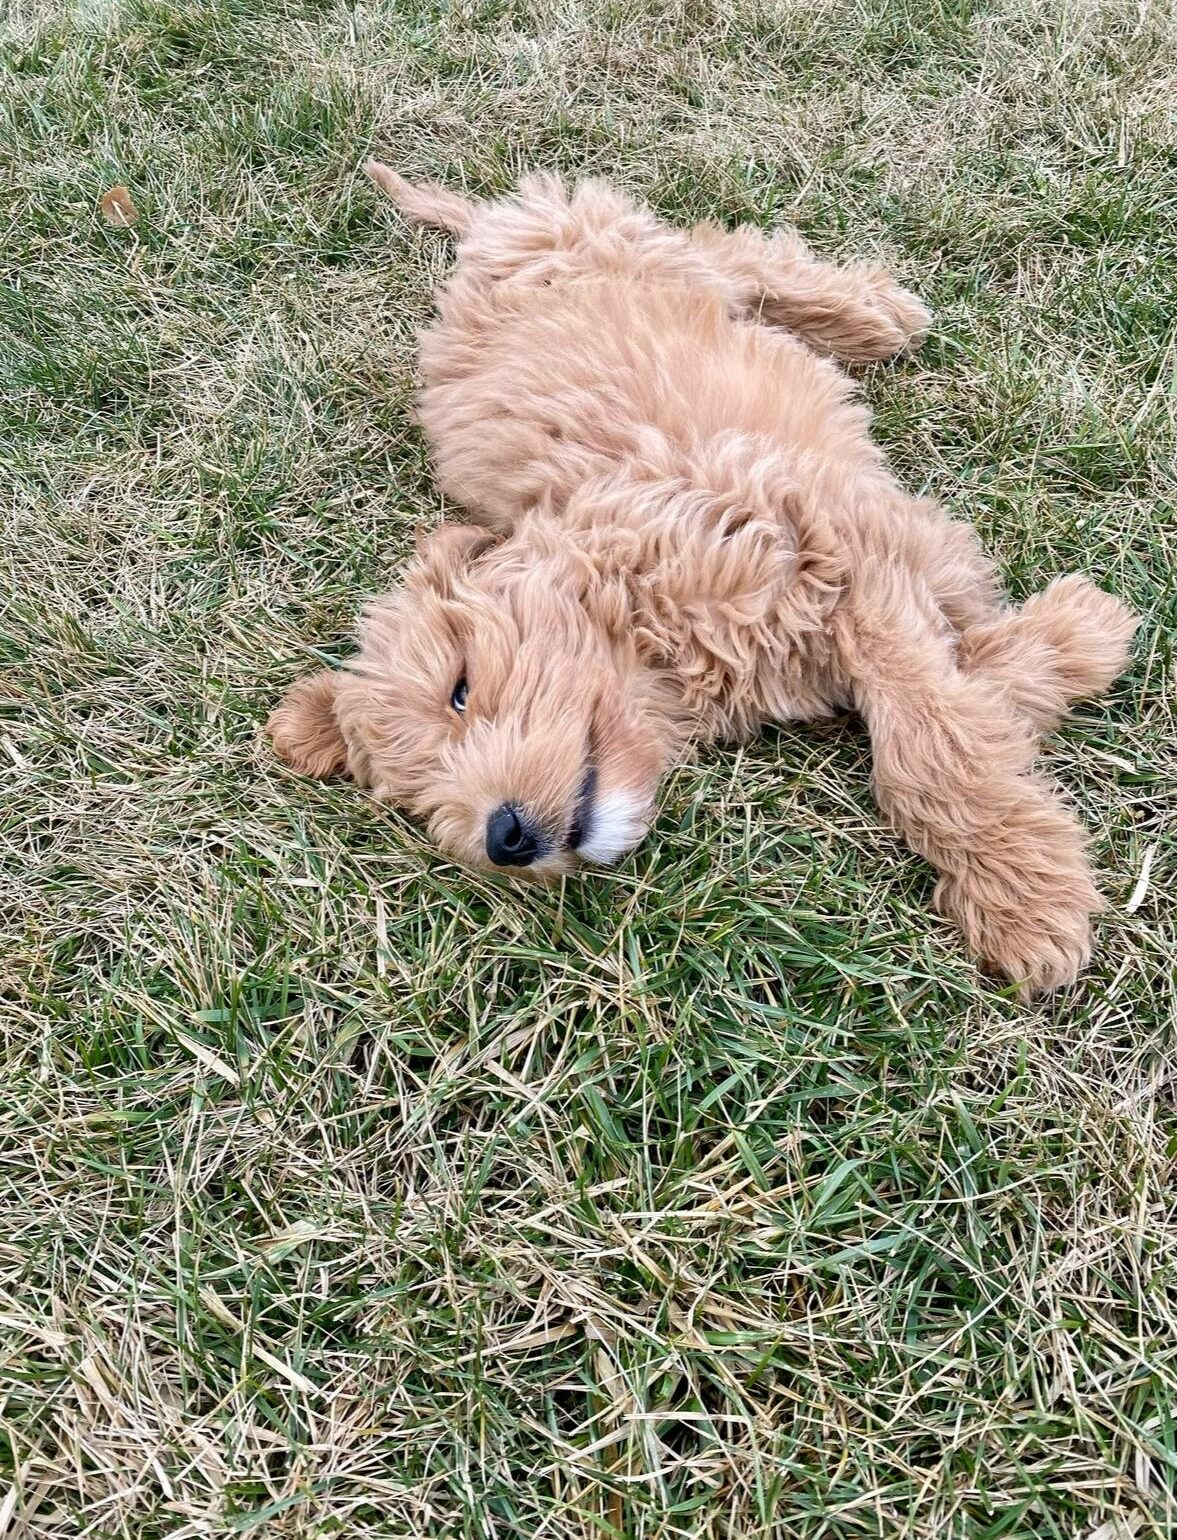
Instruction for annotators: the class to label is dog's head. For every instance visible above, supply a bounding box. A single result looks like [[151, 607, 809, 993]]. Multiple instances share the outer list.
[[267, 520, 677, 876]]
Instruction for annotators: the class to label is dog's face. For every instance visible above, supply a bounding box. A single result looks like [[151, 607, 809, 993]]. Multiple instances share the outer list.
[[268, 522, 676, 876]]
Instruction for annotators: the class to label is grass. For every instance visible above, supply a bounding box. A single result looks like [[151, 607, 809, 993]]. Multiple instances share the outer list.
[[1, 0, 1175, 1534]]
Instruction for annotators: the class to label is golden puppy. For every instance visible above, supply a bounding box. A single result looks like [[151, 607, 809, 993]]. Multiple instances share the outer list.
[[269, 163, 1136, 992]]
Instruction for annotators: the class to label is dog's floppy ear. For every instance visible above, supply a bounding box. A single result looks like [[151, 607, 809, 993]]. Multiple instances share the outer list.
[[266, 670, 348, 779], [408, 521, 499, 597]]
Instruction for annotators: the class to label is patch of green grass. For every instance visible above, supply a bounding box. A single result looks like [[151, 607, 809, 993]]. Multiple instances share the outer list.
[[1, 0, 1175, 1535]]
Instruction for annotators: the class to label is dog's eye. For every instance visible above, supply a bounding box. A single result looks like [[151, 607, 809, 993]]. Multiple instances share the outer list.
[[450, 678, 468, 715]]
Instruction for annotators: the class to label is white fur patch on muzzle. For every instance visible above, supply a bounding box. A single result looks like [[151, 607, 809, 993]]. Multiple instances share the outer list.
[[576, 790, 649, 864]]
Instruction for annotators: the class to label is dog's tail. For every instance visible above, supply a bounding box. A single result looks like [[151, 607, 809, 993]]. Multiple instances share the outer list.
[[365, 159, 476, 235]]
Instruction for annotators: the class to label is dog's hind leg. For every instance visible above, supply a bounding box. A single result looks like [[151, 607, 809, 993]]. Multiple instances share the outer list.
[[957, 576, 1138, 734], [689, 220, 931, 362], [835, 566, 1102, 992], [897, 507, 1137, 733]]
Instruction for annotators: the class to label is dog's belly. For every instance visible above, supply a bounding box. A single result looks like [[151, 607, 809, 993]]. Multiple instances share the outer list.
[[418, 279, 881, 527]]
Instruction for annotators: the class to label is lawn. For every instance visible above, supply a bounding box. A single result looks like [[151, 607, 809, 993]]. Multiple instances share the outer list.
[[2, 0, 1175, 1535]]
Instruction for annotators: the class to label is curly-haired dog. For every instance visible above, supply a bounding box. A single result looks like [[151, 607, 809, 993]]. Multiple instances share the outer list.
[[268, 162, 1137, 992]]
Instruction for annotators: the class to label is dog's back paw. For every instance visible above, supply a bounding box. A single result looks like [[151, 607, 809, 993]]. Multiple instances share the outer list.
[[959, 575, 1137, 734], [1018, 574, 1138, 700], [852, 266, 933, 358]]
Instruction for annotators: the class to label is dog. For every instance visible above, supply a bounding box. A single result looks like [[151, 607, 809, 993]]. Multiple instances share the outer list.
[[267, 161, 1138, 993]]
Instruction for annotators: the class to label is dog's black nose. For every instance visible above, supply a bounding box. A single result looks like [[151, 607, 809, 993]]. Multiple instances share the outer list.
[[486, 804, 542, 867]]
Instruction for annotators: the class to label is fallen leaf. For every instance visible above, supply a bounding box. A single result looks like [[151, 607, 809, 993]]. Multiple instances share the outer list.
[[100, 184, 139, 227]]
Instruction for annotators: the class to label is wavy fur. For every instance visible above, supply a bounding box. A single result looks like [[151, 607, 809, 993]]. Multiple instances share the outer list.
[[267, 165, 1138, 992]]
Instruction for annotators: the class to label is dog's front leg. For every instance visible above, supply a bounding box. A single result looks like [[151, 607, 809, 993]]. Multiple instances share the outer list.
[[835, 566, 1102, 993]]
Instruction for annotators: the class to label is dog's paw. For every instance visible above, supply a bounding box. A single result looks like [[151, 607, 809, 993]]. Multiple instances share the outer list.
[[934, 816, 1101, 996], [989, 906, 1095, 997], [856, 266, 933, 359], [940, 873, 1099, 995], [1019, 575, 1139, 702]]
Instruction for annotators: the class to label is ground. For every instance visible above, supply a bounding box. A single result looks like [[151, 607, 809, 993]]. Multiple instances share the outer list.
[[1, 0, 1175, 1536]]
